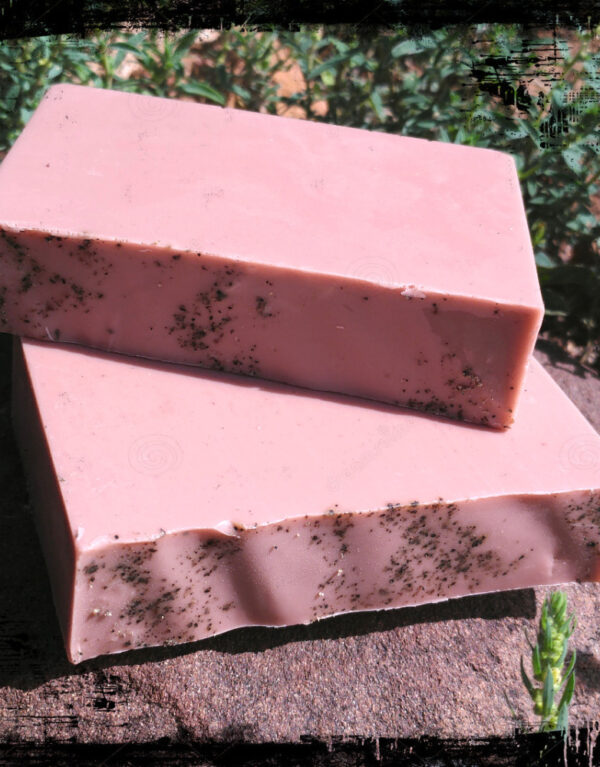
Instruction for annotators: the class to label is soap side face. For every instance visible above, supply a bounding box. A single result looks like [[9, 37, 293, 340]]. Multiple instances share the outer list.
[[0, 83, 544, 426], [64, 493, 600, 662], [1, 231, 540, 426]]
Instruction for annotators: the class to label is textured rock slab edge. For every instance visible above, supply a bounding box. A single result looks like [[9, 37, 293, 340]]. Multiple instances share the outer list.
[[0, 338, 598, 742]]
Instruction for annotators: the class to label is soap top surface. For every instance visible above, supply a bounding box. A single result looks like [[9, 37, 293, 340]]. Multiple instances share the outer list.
[[19, 338, 599, 549], [1, 83, 541, 307]]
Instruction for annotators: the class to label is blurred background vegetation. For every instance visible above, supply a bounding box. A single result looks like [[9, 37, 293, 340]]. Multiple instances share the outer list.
[[0, 25, 598, 369]]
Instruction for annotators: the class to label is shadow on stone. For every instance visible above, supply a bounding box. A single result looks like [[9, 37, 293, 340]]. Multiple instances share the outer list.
[[76, 587, 537, 675], [575, 650, 600, 693], [0, 436, 75, 690], [0, 333, 81, 689]]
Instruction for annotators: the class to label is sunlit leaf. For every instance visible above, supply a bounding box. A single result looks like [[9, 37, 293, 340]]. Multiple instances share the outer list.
[[179, 81, 226, 105]]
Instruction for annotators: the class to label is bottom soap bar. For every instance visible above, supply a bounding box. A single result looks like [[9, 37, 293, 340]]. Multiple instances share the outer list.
[[11, 338, 600, 663]]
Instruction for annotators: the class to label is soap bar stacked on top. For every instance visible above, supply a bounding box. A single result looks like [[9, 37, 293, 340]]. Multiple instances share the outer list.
[[3, 84, 600, 663], [1, 84, 544, 427]]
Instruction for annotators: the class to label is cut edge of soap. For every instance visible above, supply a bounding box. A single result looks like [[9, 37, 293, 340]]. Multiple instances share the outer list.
[[65, 488, 600, 663]]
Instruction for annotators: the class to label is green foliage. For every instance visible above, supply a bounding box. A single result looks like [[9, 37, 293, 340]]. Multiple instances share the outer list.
[[521, 591, 577, 733], [0, 26, 598, 365], [0, 35, 95, 150], [0, 28, 289, 140], [197, 28, 287, 112]]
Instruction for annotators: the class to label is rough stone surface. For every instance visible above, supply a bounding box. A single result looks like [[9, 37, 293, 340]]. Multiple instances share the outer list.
[[0, 333, 599, 744]]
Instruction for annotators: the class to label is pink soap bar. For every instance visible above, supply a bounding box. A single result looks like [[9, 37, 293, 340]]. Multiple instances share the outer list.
[[12, 338, 600, 663], [0, 84, 542, 427]]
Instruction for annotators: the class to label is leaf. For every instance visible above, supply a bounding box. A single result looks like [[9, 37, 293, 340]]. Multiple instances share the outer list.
[[391, 40, 425, 57], [535, 252, 556, 269], [179, 81, 226, 105], [321, 69, 335, 87], [297, 34, 315, 55], [541, 599, 548, 629], [231, 84, 251, 102], [557, 669, 576, 714], [562, 146, 586, 173], [563, 649, 576, 682], [557, 641, 568, 669], [173, 30, 200, 61], [126, 31, 149, 49], [47, 64, 63, 80], [543, 603, 553, 650], [551, 592, 566, 619], [521, 119, 543, 146], [62, 46, 95, 64], [542, 666, 555, 718], [5, 83, 20, 101], [570, 212, 597, 232], [370, 90, 385, 121], [112, 47, 127, 71], [19, 106, 33, 124], [524, 630, 535, 651], [556, 702, 570, 733], [0, 57, 18, 73], [453, 127, 466, 145], [71, 61, 95, 83], [551, 86, 567, 109], [532, 643, 543, 679], [308, 52, 353, 81], [111, 41, 143, 55], [331, 38, 349, 54], [505, 120, 530, 139], [521, 656, 536, 698]]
